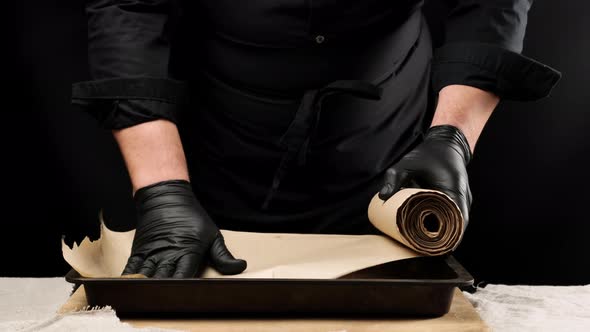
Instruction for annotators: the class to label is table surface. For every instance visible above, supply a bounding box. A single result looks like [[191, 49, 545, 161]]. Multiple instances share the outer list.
[[2, 278, 589, 332]]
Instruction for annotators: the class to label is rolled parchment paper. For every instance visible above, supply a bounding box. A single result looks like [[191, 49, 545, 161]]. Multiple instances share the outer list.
[[368, 188, 465, 256]]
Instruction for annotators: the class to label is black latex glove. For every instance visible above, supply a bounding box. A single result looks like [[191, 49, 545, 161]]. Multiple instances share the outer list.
[[122, 180, 247, 278], [379, 125, 473, 225]]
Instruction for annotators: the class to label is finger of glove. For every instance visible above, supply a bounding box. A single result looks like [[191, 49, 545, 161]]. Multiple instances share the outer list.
[[209, 234, 247, 275], [122, 255, 143, 275], [378, 168, 411, 201], [439, 189, 470, 226], [172, 254, 201, 278], [137, 258, 158, 278], [457, 196, 470, 226], [152, 262, 176, 278]]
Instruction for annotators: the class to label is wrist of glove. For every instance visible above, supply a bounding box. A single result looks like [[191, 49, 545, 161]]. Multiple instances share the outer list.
[[123, 179, 247, 278], [378, 125, 473, 224]]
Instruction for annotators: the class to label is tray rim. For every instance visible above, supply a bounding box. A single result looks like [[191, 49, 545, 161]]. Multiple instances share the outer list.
[[65, 255, 473, 288]]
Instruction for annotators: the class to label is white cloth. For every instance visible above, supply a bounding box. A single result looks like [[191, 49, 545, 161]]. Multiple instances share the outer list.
[[463, 284, 590, 332], [0, 278, 176, 332]]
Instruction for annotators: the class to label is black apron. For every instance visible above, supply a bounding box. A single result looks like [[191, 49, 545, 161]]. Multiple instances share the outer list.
[[180, 11, 434, 234]]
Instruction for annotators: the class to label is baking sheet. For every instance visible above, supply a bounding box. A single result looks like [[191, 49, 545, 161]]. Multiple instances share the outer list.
[[62, 206, 472, 316], [65, 256, 473, 316]]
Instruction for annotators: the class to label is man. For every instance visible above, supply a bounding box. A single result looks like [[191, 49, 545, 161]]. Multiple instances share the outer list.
[[72, 0, 560, 278]]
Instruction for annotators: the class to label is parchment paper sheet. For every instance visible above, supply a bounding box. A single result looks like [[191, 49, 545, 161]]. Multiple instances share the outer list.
[[63, 188, 463, 278], [62, 221, 419, 279]]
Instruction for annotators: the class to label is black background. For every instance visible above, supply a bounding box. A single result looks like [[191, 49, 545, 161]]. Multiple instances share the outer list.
[[3, 1, 589, 284]]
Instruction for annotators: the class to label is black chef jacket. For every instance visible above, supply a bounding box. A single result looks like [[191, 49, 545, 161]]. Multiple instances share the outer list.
[[72, 0, 560, 234]]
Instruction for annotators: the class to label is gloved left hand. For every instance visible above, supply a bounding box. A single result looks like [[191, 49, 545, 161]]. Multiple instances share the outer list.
[[122, 180, 247, 278], [378, 125, 473, 225]]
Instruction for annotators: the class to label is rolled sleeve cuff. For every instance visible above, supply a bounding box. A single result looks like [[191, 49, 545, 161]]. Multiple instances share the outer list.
[[431, 42, 562, 101], [71, 77, 188, 129]]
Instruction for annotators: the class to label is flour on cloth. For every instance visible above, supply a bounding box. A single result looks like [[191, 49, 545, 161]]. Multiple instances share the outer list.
[[0, 277, 177, 331], [464, 284, 590, 332]]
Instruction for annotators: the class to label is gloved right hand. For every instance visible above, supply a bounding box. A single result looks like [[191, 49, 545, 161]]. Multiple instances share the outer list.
[[378, 125, 472, 226], [122, 180, 247, 278]]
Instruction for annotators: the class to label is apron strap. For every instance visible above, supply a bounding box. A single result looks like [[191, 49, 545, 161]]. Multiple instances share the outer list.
[[261, 80, 382, 210]]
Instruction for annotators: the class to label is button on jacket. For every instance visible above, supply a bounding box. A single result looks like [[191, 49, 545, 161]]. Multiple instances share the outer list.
[[71, 0, 560, 233]]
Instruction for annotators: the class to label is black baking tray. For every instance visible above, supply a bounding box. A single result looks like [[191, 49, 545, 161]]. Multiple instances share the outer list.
[[65, 255, 473, 317]]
